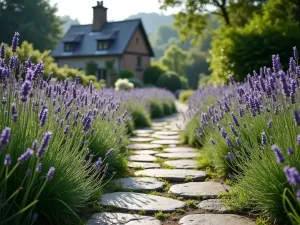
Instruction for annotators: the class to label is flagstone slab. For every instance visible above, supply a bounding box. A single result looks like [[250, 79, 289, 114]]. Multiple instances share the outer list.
[[127, 162, 161, 169], [164, 147, 198, 153], [153, 131, 178, 136], [87, 212, 161, 225], [129, 137, 154, 143], [179, 214, 255, 225], [134, 150, 159, 155], [164, 160, 198, 169], [151, 140, 181, 145], [155, 152, 200, 159], [151, 126, 165, 131], [128, 155, 157, 162], [133, 129, 154, 134], [127, 144, 162, 150], [152, 122, 168, 127], [169, 182, 228, 198], [100, 192, 185, 212], [152, 134, 180, 140], [197, 199, 230, 213], [112, 177, 165, 191], [134, 133, 152, 137], [134, 169, 207, 182]]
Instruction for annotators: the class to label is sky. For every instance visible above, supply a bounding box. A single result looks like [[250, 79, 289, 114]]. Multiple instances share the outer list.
[[51, 0, 180, 24]]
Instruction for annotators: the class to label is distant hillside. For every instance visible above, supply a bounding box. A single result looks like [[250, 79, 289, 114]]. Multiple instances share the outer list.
[[60, 16, 80, 33], [126, 12, 174, 34]]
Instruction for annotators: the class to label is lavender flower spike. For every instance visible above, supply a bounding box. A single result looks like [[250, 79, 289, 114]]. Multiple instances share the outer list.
[[11, 32, 20, 53], [0, 127, 11, 146], [288, 147, 294, 155], [293, 46, 299, 60], [225, 137, 234, 148], [105, 148, 114, 157], [294, 110, 300, 126], [46, 167, 55, 180], [284, 166, 300, 186], [18, 148, 34, 163], [95, 157, 103, 170], [20, 80, 32, 102], [36, 163, 42, 173], [261, 132, 267, 145], [271, 145, 285, 164], [0, 43, 5, 59], [210, 138, 216, 145], [36, 131, 52, 158], [298, 135, 300, 146], [4, 154, 11, 166]]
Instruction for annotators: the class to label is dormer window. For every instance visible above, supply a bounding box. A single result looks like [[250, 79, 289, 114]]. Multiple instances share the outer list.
[[97, 40, 109, 50], [64, 43, 74, 52]]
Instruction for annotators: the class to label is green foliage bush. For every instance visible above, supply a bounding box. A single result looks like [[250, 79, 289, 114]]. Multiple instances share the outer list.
[[210, 15, 300, 83], [85, 61, 98, 75], [162, 101, 173, 116], [180, 115, 201, 147], [118, 69, 134, 79], [128, 77, 144, 88], [157, 71, 182, 92], [179, 76, 189, 89], [179, 90, 194, 104], [149, 100, 165, 118], [127, 104, 152, 128], [143, 65, 166, 85]]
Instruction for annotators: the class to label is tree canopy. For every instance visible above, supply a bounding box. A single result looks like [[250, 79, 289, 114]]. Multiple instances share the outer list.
[[0, 0, 63, 51]]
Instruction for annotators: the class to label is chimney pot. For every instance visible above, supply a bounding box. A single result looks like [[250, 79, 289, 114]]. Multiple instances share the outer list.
[[92, 1, 107, 31]]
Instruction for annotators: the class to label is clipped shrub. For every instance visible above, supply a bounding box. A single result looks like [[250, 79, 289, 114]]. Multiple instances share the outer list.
[[128, 105, 152, 128], [85, 61, 98, 75], [143, 65, 166, 85], [162, 101, 173, 116], [118, 69, 134, 79], [115, 78, 134, 91], [157, 71, 182, 92], [179, 90, 195, 104], [179, 76, 189, 89], [149, 100, 165, 118], [129, 77, 144, 88]]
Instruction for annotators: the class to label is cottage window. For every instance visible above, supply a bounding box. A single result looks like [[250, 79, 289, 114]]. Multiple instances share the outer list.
[[64, 43, 73, 52], [137, 56, 142, 68], [97, 41, 109, 50]]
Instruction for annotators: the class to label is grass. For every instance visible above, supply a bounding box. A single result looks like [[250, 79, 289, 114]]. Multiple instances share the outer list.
[[186, 200, 198, 209], [154, 211, 171, 220]]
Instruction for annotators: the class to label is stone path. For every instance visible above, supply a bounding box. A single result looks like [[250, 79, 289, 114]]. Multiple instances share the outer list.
[[86, 102, 255, 225]]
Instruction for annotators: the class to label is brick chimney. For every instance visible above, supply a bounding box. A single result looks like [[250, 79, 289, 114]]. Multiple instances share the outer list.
[[92, 1, 107, 32]]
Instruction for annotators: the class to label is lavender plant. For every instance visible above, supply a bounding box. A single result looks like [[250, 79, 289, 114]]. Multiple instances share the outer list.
[[186, 46, 300, 223]]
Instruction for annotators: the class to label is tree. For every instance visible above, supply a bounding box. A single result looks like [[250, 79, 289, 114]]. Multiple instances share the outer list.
[[0, 0, 63, 51], [160, 0, 267, 42], [160, 45, 190, 76]]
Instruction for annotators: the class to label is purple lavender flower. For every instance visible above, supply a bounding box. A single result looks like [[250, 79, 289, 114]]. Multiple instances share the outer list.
[[46, 72, 53, 84], [238, 108, 244, 117], [230, 124, 238, 137], [33, 61, 44, 80], [297, 135, 300, 146], [220, 128, 228, 139], [231, 112, 240, 127], [225, 137, 234, 148], [89, 81, 93, 94], [297, 190, 300, 202], [294, 46, 299, 60], [105, 148, 114, 157], [271, 145, 285, 164], [103, 163, 109, 175], [36, 131, 52, 158], [224, 101, 230, 112], [75, 75, 79, 85], [0, 43, 5, 59], [26, 169, 31, 176], [40, 109, 48, 127], [0, 127, 11, 146], [294, 111, 300, 126], [229, 173, 235, 180], [279, 71, 290, 97], [36, 163, 42, 173], [261, 132, 267, 145], [72, 85, 77, 98], [236, 137, 242, 147], [33, 213, 38, 222], [11, 32, 20, 53], [4, 154, 11, 166], [20, 80, 32, 102], [11, 103, 18, 122], [288, 147, 294, 155], [46, 167, 55, 180], [210, 138, 216, 145], [289, 57, 297, 73], [64, 125, 69, 135], [65, 109, 71, 120], [95, 157, 103, 170], [284, 166, 300, 186], [229, 74, 234, 85], [267, 119, 272, 128], [18, 148, 34, 163]]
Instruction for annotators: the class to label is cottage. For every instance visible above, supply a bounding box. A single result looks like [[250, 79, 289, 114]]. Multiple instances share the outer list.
[[52, 1, 154, 85]]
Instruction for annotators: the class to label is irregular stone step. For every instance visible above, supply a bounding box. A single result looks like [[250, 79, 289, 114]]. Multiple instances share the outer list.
[[152, 134, 180, 140], [152, 122, 168, 127], [87, 212, 161, 225], [155, 152, 200, 159], [151, 127, 164, 131], [153, 131, 178, 136], [100, 192, 185, 212], [128, 162, 161, 169], [133, 129, 154, 134], [129, 137, 154, 143], [164, 147, 198, 153], [112, 177, 165, 191], [151, 140, 181, 145], [164, 160, 198, 169], [198, 199, 230, 213], [133, 133, 152, 137], [127, 143, 162, 150], [134, 169, 207, 182], [128, 155, 157, 162], [134, 150, 159, 155], [179, 214, 255, 225], [169, 182, 229, 198]]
